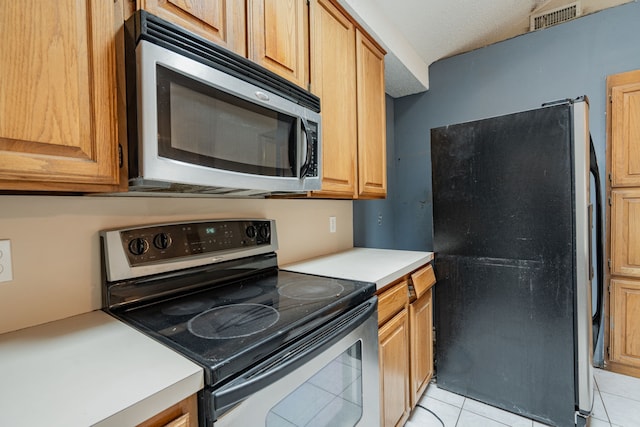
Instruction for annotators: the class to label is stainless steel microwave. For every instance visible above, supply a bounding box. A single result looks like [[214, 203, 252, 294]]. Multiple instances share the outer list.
[[124, 11, 321, 196]]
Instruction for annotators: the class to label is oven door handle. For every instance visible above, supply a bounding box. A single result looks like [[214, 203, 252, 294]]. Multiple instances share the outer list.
[[211, 297, 377, 417]]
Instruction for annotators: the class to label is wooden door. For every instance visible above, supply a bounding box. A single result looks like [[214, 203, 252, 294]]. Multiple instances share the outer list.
[[409, 288, 433, 407], [309, 0, 357, 197], [138, 0, 246, 56], [610, 279, 640, 369], [356, 29, 387, 198], [0, 1, 120, 192], [248, 0, 308, 88]]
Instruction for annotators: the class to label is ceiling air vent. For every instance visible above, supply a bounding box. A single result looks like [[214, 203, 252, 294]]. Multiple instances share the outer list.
[[530, 1, 582, 31]]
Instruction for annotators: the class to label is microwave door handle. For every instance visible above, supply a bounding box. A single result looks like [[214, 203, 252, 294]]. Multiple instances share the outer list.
[[299, 119, 312, 178]]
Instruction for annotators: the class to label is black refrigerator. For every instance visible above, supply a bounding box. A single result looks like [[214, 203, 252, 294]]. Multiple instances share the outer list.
[[431, 98, 601, 427]]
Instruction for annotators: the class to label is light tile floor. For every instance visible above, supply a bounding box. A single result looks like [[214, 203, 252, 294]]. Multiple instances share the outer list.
[[405, 369, 640, 427]]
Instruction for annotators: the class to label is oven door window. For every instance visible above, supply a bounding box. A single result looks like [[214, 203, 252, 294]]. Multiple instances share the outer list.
[[156, 65, 298, 177], [266, 342, 363, 426]]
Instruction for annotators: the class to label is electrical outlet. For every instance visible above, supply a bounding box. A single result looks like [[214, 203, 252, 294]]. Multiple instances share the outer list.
[[0, 240, 13, 283], [329, 216, 337, 233]]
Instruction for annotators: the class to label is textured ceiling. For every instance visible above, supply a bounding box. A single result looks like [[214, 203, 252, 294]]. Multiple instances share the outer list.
[[345, 0, 633, 97]]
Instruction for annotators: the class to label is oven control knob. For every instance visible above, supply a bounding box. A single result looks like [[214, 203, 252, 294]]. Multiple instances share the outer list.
[[245, 225, 257, 239], [153, 233, 172, 250], [128, 237, 149, 256], [258, 224, 270, 241]]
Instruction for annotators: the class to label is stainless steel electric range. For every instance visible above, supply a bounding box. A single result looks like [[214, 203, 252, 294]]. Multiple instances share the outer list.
[[101, 219, 380, 427]]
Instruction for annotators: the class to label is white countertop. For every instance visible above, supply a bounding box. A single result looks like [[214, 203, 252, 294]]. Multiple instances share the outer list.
[[282, 247, 434, 290], [0, 310, 203, 427]]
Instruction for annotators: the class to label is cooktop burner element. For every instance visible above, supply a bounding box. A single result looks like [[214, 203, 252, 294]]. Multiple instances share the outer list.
[[278, 278, 345, 300], [188, 304, 280, 339]]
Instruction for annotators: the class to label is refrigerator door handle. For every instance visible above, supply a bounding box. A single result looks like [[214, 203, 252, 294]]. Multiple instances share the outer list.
[[589, 136, 604, 329]]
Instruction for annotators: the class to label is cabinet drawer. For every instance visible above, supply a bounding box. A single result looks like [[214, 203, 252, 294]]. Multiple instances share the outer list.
[[137, 394, 197, 427], [378, 280, 408, 326], [409, 264, 436, 301]]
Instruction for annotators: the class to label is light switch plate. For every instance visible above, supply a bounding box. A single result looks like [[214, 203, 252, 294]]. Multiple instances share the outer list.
[[0, 240, 13, 283]]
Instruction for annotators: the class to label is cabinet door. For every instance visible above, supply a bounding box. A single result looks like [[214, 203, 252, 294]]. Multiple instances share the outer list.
[[610, 72, 640, 187], [610, 279, 640, 369], [248, 0, 308, 88], [138, 0, 246, 56], [356, 29, 387, 198], [309, 0, 357, 197], [379, 309, 410, 427], [0, 1, 119, 192], [611, 189, 640, 278], [409, 288, 433, 407]]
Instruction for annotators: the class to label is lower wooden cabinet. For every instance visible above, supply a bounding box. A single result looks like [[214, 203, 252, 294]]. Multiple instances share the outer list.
[[377, 263, 436, 427], [379, 307, 410, 427], [137, 394, 197, 427], [610, 279, 640, 371], [409, 287, 433, 407]]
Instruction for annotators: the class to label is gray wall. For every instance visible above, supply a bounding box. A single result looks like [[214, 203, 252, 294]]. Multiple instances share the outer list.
[[354, 1, 640, 251], [353, 94, 397, 248]]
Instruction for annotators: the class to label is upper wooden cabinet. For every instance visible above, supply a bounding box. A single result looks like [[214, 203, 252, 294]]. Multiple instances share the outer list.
[[356, 29, 387, 198], [309, 0, 387, 199], [248, 0, 308, 89], [135, 0, 247, 56], [610, 71, 640, 187], [0, 1, 120, 192], [0, 0, 385, 196], [310, 0, 358, 196], [134, 0, 308, 88]]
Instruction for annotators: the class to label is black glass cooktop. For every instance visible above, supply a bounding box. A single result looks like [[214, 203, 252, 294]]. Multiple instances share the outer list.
[[113, 269, 375, 386]]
